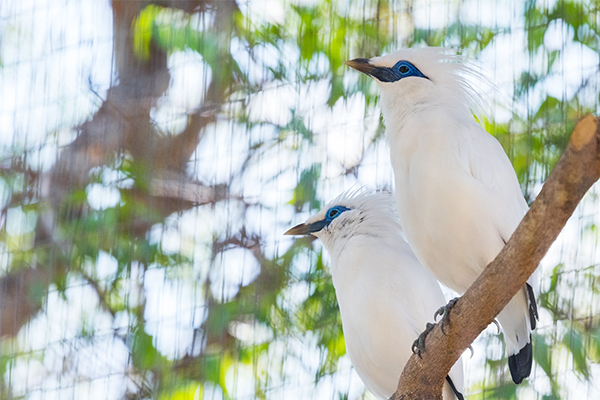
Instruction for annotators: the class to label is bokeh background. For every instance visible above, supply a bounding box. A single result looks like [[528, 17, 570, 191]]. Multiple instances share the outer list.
[[1, 0, 599, 399]]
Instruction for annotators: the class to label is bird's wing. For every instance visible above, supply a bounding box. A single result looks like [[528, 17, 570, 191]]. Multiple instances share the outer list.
[[446, 359, 465, 399], [335, 242, 451, 398], [462, 124, 539, 370], [461, 124, 529, 242]]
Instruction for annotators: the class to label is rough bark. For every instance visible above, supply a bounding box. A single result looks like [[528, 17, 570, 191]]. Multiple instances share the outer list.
[[391, 114, 600, 399]]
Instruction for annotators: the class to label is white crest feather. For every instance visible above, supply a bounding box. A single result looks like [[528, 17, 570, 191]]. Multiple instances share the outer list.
[[306, 187, 399, 230], [325, 187, 396, 217]]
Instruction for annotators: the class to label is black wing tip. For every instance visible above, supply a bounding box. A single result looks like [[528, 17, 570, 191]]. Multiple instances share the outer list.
[[445, 376, 465, 400], [526, 283, 539, 330], [508, 341, 533, 384]]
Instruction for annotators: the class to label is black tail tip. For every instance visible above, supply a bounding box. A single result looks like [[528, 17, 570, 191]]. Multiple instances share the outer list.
[[508, 341, 533, 384]]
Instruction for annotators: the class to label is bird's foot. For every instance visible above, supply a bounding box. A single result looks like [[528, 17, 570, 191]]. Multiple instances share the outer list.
[[411, 322, 436, 358], [434, 297, 460, 335], [492, 318, 501, 334], [467, 344, 474, 358]]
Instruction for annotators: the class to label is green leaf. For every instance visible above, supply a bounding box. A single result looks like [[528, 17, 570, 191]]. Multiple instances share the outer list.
[[132, 5, 164, 61], [289, 164, 321, 212], [533, 332, 560, 396], [131, 326, 167, 370], [562, 328, 590, 379]]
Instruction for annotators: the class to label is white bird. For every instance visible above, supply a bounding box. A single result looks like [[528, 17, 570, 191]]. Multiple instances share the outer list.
[[285, 190, 465, 400], [346, 48, 538, 384]]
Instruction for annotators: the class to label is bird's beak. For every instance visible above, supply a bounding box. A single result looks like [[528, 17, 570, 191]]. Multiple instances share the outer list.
[[284, 223, 311, 236], [284, 220, 328, 236], [346, 58, 400, 82], [345, 58, 377, 76]]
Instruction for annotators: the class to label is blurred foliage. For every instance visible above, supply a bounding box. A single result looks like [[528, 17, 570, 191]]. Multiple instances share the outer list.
[[0, 0, 599, 399]]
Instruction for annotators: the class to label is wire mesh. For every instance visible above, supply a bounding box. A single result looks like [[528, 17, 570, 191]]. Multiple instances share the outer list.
[[0, 0, 599, 399]]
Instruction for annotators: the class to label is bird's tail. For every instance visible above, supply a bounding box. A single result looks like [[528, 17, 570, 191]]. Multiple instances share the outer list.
[[498, 283, 538, 384], [507, 340, 532, 384]]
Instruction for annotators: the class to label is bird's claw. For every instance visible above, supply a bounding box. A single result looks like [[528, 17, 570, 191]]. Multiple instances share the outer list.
[[411, 322, 436, 358], [433, 308, 444, 321], [492, 318, 501, 334], [434, 297, 460, 335]]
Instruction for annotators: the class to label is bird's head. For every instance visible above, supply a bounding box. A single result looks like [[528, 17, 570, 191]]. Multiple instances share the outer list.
[[346, 47, 488, 118], [284, 190, 401, 253], [284, 204, 353, 239]]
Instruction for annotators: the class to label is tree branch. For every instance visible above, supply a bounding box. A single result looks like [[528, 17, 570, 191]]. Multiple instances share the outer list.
[[393, 114, 600, 399]]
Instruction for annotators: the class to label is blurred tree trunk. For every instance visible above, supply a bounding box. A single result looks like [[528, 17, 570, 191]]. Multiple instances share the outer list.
[[0, 0, 236, 337]]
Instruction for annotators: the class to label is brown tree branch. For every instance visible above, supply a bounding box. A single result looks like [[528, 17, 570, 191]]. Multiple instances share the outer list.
[[393, 114, 600, 399]]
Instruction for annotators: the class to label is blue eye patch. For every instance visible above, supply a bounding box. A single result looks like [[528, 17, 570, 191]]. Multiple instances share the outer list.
[[325, 206, 350, 222]]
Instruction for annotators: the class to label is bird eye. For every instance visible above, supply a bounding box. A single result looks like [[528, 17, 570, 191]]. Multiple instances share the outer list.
[[385, 61, 429, 82], [324, 206, 350, 222]]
